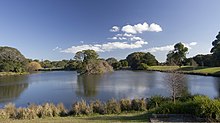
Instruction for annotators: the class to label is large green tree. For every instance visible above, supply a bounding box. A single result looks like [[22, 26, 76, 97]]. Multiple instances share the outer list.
[[0, 46, 27, 72], [166, 42, 188, 67], [74, 49, 99, 62], [126, 52, 158, 70], [211, 32, 220, 66], [74, 50, 113, 74]]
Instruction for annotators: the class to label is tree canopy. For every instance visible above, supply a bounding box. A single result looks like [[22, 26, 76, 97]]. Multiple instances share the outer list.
[[126, 52, 158, 70], [0, 47, 27, 72], [166, 42, 188, 67], [211, 32, 220, 66], [74, 50, 113, 74]]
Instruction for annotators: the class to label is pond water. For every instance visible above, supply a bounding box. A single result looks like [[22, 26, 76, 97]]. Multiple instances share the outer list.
[[0, 70, 220, 108]]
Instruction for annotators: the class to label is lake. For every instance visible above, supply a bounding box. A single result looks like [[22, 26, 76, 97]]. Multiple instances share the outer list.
[[0, 70, 220, 108]]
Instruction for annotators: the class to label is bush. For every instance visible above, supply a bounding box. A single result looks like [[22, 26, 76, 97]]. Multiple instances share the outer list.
[[120, 98, 132, 111], [131, 98, 147, 111], [38, 103, 53, 118], [57, 103, 67, 116], [0, 109, 9, 119], [90, 100, 105, 114], [4, 103, 16, 119], [16, 108, 37, 119], [71, 100, 92, 116], [106, 99, 121, 114], [147, 96, 167, 109]]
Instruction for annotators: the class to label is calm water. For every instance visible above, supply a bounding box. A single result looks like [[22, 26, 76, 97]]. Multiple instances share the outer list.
[[0, 70, 220, 108]]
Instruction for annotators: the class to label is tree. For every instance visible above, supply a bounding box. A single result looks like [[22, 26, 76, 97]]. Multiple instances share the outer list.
[[211, 32, 220, 66], [106, 57, 118, 66], [106, 57, 122, 70], [166, 42, 188, 67], [164, 70, 186, 104], [74, 50, 99, 62], [74, 50, 113, 74], [119, 59, 128, 68], [27, 61, 42, 71], [126, 52, 158, 70], [0, 46, 27, 72], [192, 54, 213, 67]]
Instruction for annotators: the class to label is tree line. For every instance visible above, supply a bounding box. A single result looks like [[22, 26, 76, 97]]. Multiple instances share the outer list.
[[0, 31, 220, 73]]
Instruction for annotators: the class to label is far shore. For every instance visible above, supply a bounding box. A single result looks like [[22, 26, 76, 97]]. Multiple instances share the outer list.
[[1, 66, 220, 77]]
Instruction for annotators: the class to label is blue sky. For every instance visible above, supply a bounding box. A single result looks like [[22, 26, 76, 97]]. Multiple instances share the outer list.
[[0, 0, 220, 62]]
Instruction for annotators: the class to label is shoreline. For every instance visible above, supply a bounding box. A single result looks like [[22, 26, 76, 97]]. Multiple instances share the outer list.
[[0, 72, 28, 77]]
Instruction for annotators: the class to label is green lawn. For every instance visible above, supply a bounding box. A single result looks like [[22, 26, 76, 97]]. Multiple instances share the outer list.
[[0, 112, 150, 123], [148, 66, 220, 76]]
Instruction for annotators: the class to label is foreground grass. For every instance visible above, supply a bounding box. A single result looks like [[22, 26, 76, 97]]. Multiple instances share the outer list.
[[148, 66, 220, 76], [0, 72, 28, 76], [0, 112, 149, 123]]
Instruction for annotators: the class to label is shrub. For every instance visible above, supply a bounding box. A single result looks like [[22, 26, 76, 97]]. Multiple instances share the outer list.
[[120, 98, 132, 111], [106, 99, 121, 114], [71, 100, 92, 116], [147, 96, 167, 109], [57, 103, 67, 116], [0, 109, 9, 119], [131, 98, 147, 111], [90, 100, 105, 114], [4, 103, 16, 119], [38, 103, 53, 118]]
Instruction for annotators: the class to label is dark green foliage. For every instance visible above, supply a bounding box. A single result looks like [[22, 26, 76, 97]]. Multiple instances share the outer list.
[[106, 99, 121, 114], [211, 32, 220, 66], [152, 95, 220, 121], [126, 52, 158, 70], [131, 99, 147, 111], [106, 57, 118, 66], [147, 96, 168, 109], [192, 54, 214, 67], [90, 100, 105, 114], [75, 50, 99, 62], [119, 59, 128, 68], [166, 42, 188, 67], [120, 99, 132, 111], [0, 47, 27, 72], [74, 50, 113, 74]]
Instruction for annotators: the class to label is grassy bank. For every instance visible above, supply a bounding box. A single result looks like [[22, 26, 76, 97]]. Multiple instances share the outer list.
[[147, 66, 220, 76], [0, 112, 148, 123], [0, 72, 28, 76]]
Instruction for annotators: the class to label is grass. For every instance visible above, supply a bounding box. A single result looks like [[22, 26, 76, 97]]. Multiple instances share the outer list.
[[147, 66, 220, 76], [0, 112, 149, 123]]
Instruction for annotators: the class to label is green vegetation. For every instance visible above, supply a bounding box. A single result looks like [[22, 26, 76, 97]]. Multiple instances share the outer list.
[[166, 42, 188, 67], [74, 50, 113, 74], [0, 47, 28, 73], [0, 95, 220, 122], [126, 52, 158, 70], [147, 66, 220, 76], [211, 31, 220, 66]]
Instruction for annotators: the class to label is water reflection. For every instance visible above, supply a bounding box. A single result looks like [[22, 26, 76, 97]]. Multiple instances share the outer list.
[[214, 77, 220, 98], [76, 74, 101, 97], [0, 76, 29, 103]]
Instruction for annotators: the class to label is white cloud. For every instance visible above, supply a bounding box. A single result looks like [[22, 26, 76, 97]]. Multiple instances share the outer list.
[[189, 42, 197, 46], [142, 42, 198, 53], [109, 33, 143, 41], [52, 46, 62, 51], [121, 22, 162, 34], [148, 23, 163, 32], [61, 40, 148, 54], [110, 26, 120, 32], [144, 45, 173, 53]]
